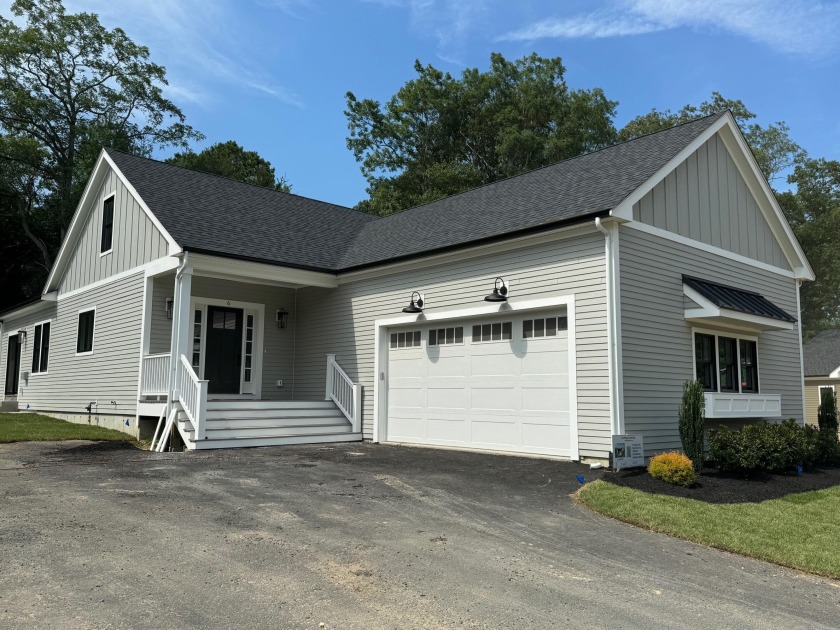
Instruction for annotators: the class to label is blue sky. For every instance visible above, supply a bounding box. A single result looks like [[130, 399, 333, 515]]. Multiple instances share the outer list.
[[50, 1, 840, 206]]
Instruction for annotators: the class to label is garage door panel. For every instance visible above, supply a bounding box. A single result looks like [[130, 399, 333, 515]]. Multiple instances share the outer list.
[[387, 311, 572, 458]]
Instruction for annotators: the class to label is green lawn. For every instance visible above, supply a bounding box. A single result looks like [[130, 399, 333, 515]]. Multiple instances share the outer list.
[[0, 412, 138, 444], [577, 480, 840, 579]]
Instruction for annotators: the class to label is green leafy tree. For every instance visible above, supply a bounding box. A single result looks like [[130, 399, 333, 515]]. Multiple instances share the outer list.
[[678, 379, 706, 471], [817, 387, 838, 436], [619, 92, 806, 183], [346, 52, 618, 215], [0, 0, 201, 298], [778, 159, 840, 335], [167, 141, 291, 192]]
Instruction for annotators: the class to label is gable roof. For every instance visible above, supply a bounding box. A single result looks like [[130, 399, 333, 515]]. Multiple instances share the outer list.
[[103, 112, 725, 273], [682, 275, 796, 324], [803, 330, 840, 377]]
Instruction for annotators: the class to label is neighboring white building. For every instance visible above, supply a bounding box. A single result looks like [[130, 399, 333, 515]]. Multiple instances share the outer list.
[[0, 112, 814, 461]]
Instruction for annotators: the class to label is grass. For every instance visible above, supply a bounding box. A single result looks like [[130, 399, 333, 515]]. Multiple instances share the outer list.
[[0, 412, 138, 444], [577, 480, 840, 579]]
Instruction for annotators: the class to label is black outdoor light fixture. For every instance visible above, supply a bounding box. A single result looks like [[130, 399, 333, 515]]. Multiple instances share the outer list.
[[402, 291, 424, 314], [17, 329, 27, 340], [276, 308, 289, 329], [484, 277, 508, 302]]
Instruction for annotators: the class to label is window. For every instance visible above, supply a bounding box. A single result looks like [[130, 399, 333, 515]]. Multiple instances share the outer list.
[[100, 196, 114, 254], [694, 331, 759, 394], [523, 316, 568, 339], [244, 314, 254, 383], [429, 326, 463, 346], [472, 321, 512, 342], [390, 330, 421, 349], [31, 322, 50, 373], [819, 386, 835, 407], [192, 309, 202, 369], [76, 309, 95, 354]]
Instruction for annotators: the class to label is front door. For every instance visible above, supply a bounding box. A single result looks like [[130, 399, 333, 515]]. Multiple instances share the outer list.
[[4, 335, 21, 396], [205, 306, 243, 395]]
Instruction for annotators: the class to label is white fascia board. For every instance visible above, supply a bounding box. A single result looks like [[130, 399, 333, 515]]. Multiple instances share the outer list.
[[611, 115, 729, 221], [188, 253, 338, 289], [829, 365, 840, 379]]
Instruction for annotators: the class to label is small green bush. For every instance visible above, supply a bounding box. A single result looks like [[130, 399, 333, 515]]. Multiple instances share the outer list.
[[678, 380, 706, 472], [709, 419, 837, 474], [648, 451, 697, 487]]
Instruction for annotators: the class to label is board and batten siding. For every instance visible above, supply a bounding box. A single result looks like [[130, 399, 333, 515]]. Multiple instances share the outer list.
[[632, 134, 790, 270], [619, 226, 803, 455], [59, 166, 170, 294], [4, 272, 145, 416], [147, 274, 298, 401], [294, 229, 611, 457]]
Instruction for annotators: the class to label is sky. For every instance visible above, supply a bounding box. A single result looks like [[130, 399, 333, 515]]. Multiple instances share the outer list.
[[16, 0, 840, 207]]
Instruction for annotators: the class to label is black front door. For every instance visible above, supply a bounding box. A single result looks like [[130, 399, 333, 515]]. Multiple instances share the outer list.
[[205, 306, 243, 395], [4, 335, 21, 396]]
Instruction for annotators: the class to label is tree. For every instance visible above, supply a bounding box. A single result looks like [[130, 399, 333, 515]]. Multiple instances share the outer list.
[[678, 379, 706, 472], [167, 141, 291, 192], [777, 159, 840, 335], [0, 0, 201, 301], [346, 53, 618, 215], [619, 92, 806, 183]]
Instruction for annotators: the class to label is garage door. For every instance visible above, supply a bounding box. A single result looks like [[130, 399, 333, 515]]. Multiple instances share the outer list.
[[386, 311, 572, 458]]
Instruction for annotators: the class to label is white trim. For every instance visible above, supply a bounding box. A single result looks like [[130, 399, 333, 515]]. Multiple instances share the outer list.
[[135, 276, 154, 423], [797, 281, 808, 423], [98, 191, 116, 257], [338, 223, 596, 285], [627, 221, 795, 279], [829, 366, 840, 379], [683, 284, 795, 332], [57, 257, 178, 301], [372, 293, 580, 460], [29, 318, 53, 375], [189, 253, 337, 289], [595, 217, 623, 436], [691, 328, 760, 397], [704, 392, 782, 419], [75, 307, 97, 356], [3, 328, 23, 397], [0, 293, 57, 321], [191, 297, 265, 399]]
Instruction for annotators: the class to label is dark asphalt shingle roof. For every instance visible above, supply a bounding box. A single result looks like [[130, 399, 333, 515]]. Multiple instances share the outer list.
[[804, 330, 840, 377], [683, 275, 797, 323], [106, 112, 725, 272]]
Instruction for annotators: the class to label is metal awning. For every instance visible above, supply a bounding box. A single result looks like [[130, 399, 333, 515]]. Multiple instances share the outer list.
[[682, 275, 796, 332]]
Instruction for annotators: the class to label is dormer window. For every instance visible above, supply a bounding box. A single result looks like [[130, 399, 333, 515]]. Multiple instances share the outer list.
[[100, 196, 114, 254]]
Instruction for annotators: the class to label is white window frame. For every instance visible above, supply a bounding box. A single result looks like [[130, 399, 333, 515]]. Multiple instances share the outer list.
[[691, 327, 759, 394], [75, 307, 97, 356], [99, 192, 116, 257], [819, 385, 836, 404], [30, 319, 52, 375]]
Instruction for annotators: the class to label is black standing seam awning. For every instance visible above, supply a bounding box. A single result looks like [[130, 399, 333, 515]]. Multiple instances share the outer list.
[[682, 275, 797, 324]]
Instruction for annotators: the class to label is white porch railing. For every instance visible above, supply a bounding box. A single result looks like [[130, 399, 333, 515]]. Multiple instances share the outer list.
[[177, 354, 208, 441], [325, 354, 361, 433], [140, 353, 170, 396]]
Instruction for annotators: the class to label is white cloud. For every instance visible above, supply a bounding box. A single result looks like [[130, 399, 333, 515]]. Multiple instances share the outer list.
[[499, 0, 840, 57], [364, 0, 491, 64], [63, 0, 303, 108]]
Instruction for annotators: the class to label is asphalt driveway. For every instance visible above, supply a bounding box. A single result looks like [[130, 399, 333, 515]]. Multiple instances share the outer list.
[[0, 441, 837, 629]]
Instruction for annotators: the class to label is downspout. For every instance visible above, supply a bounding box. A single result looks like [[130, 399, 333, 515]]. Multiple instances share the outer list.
[[795, 279, 806, 426], [595, 217, 621, 437], [167, 252, 189, 415]]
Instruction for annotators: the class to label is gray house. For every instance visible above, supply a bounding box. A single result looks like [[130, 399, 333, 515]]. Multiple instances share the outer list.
[[0, 111, 813, 461]]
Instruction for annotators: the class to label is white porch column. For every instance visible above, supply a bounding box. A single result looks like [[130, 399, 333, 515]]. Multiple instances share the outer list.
[[325, 354, 336, 401], [175, 268, 193, 367]]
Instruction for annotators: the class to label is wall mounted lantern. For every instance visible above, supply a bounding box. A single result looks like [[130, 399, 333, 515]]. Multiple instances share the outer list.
[[276, 308, 289, 329], [402, 291, 424, 314], [484, 277, 508, 303], [17, 329, 27, 340], [165, 298, 174, 320]]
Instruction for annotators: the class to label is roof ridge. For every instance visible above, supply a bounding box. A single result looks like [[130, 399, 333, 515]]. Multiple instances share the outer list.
[[104, 147, 380, 220], [368, 111, 726, 221]]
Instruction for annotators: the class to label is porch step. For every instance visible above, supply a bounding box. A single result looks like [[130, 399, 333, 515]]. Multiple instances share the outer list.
[[188, 432, 362, 450], [205, 407, 345, 421], [205, 400, 336, 411], [179, 420, 353, 439], [200, 416, 348, 430]]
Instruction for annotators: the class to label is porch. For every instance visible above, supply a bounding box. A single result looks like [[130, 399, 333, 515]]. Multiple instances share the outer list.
[[137, 254, 361, 451]]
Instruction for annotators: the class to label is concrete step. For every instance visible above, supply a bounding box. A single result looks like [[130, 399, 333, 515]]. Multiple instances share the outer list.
[[189, 432, 363, 450]]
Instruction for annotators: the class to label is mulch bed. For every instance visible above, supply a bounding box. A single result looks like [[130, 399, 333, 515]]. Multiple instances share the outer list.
[[604, 465, 840, 504]]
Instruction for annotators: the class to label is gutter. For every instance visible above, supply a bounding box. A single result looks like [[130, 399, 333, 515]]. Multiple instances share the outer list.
[[595, 217, 623, 437]]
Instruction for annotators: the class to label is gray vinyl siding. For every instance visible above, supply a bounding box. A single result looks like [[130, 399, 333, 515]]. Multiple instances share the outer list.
[[294, 229, 611, 457], [1, 305, 57, 399], [147, 275, 297, 401], [632, 134, 790, 270], [5, 273, 145, 416], [59, 167, 170, 294], [619, 226, 803, 455]]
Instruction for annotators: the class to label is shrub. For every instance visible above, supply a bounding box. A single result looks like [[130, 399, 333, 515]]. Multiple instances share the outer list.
[[818, 388, 838, 436], [709, 419, 836, 474], [648, 452, 697, 487], [678, 379, 706, 472]]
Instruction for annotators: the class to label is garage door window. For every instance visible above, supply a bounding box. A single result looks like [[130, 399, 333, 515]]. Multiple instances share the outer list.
[[429, 326, 463, 346], [390, 331, 421, 348], [472, 321, 512, 342], [523, 316, 567, 339]]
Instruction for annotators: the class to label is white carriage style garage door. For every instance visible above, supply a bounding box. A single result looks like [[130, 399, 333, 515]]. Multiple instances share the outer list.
[[386, 310, 572, 458]]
